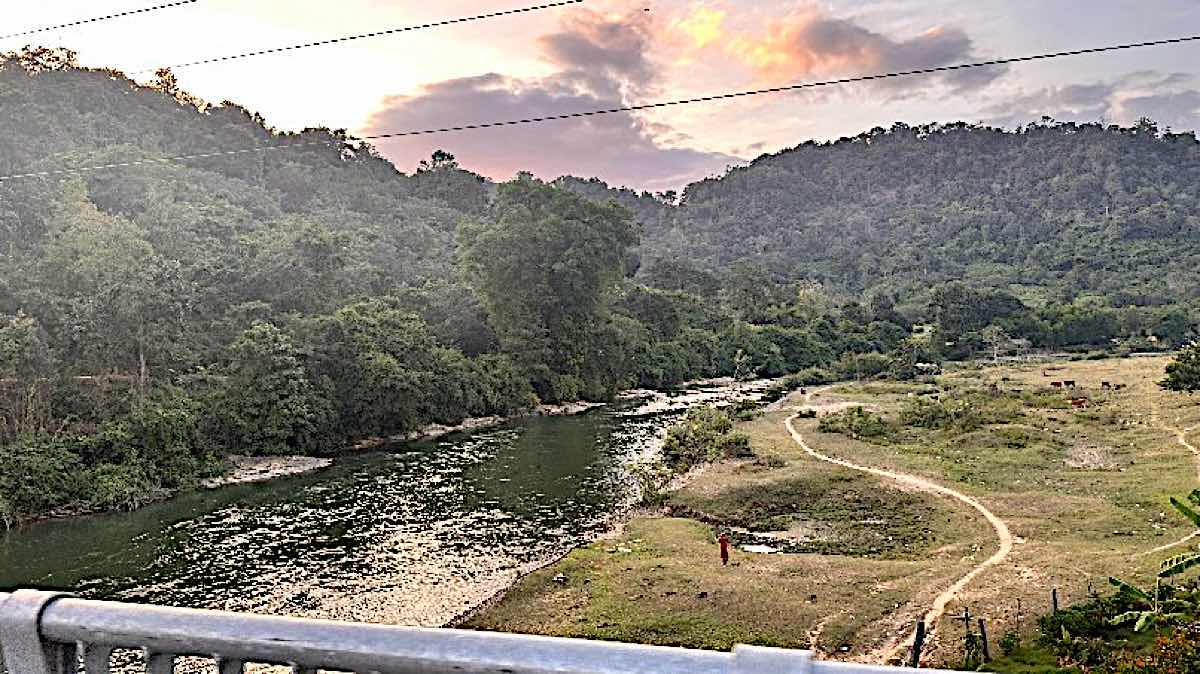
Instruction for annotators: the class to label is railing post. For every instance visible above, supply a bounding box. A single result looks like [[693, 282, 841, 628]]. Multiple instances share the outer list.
[[0, 590, 76, 674]]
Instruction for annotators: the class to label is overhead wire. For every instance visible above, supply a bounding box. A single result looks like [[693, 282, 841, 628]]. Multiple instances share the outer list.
[[0, 1, 199, 42], [2, 31, 1200, 182], [130, 0, 584, 74]]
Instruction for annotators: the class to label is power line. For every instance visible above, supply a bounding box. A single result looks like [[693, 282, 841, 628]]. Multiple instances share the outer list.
[[132, 0, 583, 74], [3, 31, 1199, 183], [361, 33, 1200, 141], [0, 1, 199, 42]]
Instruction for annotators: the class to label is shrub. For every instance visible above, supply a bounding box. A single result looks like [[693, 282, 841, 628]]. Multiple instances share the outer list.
[[717, 431, 753, 458], [661, 407, 749, 470], [999, 630, 1021, 656], [630, 459, 674, 506], [760, 368, 836, 403], [1104, 623, 1200, 673], [0, 438, 83, 524], [83, 463, 160, 511], [835, 353, 892, 380], [817, 406, 889, 440], [900, 397, 985, 431], [729, 399, 764, 421]]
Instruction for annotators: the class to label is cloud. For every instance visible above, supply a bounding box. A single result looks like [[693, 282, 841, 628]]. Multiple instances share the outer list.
[[362, 10, 737, 192], [984, 72, 1200, 132], [1112, 90, 1200, 132], [679, 4, 1004, 96], [537, 8, 655, 97], [674, 5, 727, 50]]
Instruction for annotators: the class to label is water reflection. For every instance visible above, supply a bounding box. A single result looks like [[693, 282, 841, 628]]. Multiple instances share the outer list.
[[0, 382, 767, 625]]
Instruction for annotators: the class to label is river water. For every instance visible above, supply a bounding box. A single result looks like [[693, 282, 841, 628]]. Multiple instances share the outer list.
[[0, 382, 769, 626]]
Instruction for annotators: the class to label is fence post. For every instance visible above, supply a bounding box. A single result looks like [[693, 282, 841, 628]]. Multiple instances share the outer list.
[[910, 619, 926, 668], [1052, 588, 1059, 613], [977, 619, 991, 663]]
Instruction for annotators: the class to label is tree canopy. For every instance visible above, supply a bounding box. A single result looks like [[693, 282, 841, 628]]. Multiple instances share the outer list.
[[1, 49, 1197, 524]]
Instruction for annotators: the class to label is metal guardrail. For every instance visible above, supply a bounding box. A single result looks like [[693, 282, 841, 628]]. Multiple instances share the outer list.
[[0, 590, 965, 674]]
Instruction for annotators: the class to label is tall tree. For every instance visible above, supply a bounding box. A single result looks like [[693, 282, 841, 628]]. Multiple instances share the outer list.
[[40, 181, 193, 397], [458, 177, 638, 401], [222, 322, 330, 454], [0, 312, 56, 442], [1162, 343, 1200, 393]]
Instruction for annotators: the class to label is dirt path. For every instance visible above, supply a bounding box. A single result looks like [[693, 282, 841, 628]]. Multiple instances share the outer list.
[[1135, 410, 1200, 557], [785, 389, 1014, 665]]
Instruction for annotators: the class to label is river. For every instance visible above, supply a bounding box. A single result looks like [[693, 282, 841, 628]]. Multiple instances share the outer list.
[[0, 381, 770, 626]]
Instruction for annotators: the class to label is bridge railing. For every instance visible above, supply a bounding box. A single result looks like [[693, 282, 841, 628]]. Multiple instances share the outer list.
[[0, 590, 958, 674]]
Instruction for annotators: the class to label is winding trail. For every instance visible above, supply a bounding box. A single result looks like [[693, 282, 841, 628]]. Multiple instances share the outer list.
[[1135, 410, 1200, 557], [785, 389, 1014, 664]]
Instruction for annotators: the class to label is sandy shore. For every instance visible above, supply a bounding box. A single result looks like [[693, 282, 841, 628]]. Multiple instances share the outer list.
[[354, 401, 609, 449], [200, 455, 333, 489]]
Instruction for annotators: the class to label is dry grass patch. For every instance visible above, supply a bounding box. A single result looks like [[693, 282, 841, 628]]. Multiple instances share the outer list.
[[471, 357, 1200, 667]]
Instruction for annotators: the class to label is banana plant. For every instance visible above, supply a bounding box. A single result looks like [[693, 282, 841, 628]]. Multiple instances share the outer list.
[[1108, 491, 1200, 631], [1162, 489, 1200, 581], [1168, 489, 1200, 529], [1108, 576, 1191, 632]]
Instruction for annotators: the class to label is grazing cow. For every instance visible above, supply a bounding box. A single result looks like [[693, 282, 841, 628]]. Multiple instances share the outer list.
[[1071, 398, 1089, 409], [1102, 382, 1111, 390], [1064, 380, 1077, 388], [1115, 384, 1126, 391], [1051, 382, 1064, 389]]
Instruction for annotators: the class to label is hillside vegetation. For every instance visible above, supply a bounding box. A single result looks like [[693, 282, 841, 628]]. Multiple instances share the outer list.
[[0, 48, 1197, 524], [648, 119, 1200, 308]]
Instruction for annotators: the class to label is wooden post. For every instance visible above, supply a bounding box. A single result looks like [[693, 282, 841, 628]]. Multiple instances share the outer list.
[[910, 619, 926, 668], [978, 619, 991, 662], [1052, 588, 1059, 613], [954, 607, 974, 668], [1016, 598, 1022, 633]]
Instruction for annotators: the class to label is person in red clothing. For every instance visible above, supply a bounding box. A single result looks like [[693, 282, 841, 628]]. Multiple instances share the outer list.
[[718, 532, 731, 566]]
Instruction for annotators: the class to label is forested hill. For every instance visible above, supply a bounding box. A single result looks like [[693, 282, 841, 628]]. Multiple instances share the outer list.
[[644, 121, 1200, 309], [5, 48, 1200, 314], [1, 48, 1197, 524]]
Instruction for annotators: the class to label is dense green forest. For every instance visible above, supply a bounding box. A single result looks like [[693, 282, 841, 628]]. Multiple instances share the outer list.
[[0, 48, 1196, 524]]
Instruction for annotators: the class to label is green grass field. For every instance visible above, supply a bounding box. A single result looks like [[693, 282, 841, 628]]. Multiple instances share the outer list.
[[466, 356, 1200, 667]]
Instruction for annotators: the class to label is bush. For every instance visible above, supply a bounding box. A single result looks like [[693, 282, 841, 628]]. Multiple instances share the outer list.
[[817, 406, 889, 440], [900, 397, 986, 431], [717, 431, 753, 458], [630, 459, 674, 506], [0, 391, 221, 525], [835, 353, 892, 380], [83, 463, 160, 511], [0, 438, 83, 525], [999, 630, 1021, 656], [900, 391, 1023, 433], [730, 399, 764, 421], [1037, 593, 1141, 667], [761, 368, 836, 402], [661, 407, 749, 471], [760, 368, 837, 404], [1105, 623, 1200, 673]]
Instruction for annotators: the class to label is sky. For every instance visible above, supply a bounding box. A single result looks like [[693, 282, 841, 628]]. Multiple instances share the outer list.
[[3, 0, 1200, 191]]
